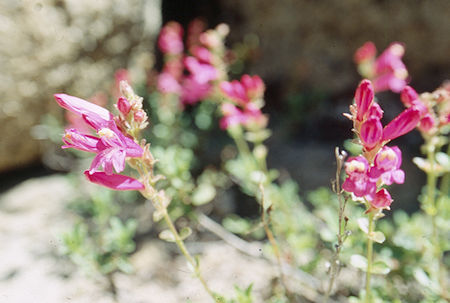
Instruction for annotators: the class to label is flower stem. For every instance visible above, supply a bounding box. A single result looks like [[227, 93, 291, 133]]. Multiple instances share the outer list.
[[161, 209, 221, 302], [425, 140, 446, 298], [325, 148, 348, 301], [365, 212, 374, 303]]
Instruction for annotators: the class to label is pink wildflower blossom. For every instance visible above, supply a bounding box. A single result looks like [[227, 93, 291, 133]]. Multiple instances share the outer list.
[[84, 171, 144, 190], [369, 146, 405, 185], [220, 75, 264, 105], [158, 72, 182, 94], [55, 94, 144, 190], [382, 107, 421, 141], [158, 22, 184, 55], [368, 188, 393, 209], [354, 42, 408, 93], [342, 156, 377, 198]]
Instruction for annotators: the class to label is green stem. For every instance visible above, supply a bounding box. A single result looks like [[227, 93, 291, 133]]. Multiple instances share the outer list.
[[425, 141, 446, 298], [439, 143, 450, 198], [365, 212, 374, 303], [162, 210, 220, 302]]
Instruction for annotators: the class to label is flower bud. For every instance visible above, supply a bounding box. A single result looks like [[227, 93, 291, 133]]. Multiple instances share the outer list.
[[117, 97, 131, 115], [360, 117, 383, 150], [134, 110, 146, 123], [354, 41, 376, 64], [354, 80, 374, 121], [400, 86, 419, 107]]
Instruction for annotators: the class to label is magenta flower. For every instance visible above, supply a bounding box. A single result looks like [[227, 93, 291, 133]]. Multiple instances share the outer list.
[[354, 42, 409, 93], [360, 117, 383, 150], [418, 113, 436, 133], [89, 124, 143, 175], [342, 156, 377, 198], [400, 85, 419, 107], [117, 97, 131, 115], [354, 41, 376, 64], [369, 188, 393, 209], [55, 94, 144, 190], [158, 22, 184, 55], [354, 79, 374, 122], [55, 94, 113, 128], [158, 72, 182, 95], [369, 146, 405, 185], [220, 75, 265, 105], [382, 107, 421, 141], [181, 76, 213, 105], [84, 171, 144, 191], [62, 128, 100, 153], [184, 56, 218, 84], [219, 103, 265, 130]]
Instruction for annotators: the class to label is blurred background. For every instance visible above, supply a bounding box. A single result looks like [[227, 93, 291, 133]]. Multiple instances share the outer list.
[[1, 1, 449, 302], [2, 0, 449, 209]]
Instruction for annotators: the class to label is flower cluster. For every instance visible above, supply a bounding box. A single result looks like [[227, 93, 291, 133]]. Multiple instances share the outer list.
[[400, 84, 450, 136], [219, 74, 267, 130], [343, 79, 421, 210], [354, 42, 408, 93], [156, 20, 229, 105], [54, 91, 145, 190]]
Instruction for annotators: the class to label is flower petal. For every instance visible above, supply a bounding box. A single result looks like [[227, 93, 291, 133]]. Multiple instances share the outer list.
[[84, 171, 144, 190]]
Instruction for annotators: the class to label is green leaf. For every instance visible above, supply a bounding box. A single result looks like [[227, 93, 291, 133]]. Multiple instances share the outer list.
[[436, 152, 450, 171], [192, 183, 216, 206], [350, 254, 367, 271], [413, 157, 430, 172], [371, 260, 390, 275], [370, 231, 386, 244], [159, 229, 176, 242], [153, 209, 165, 222], [357, 218, 369, 234]]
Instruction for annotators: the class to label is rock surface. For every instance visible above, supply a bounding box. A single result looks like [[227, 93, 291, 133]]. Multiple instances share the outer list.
[[0, 0, 160, 172], [0, 175, 275, 302]]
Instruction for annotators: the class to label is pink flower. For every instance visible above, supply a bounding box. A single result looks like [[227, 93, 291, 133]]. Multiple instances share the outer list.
[[354, 41, 376, 64], [184, 56, 217, 84], [62, 128, 100, 153], [373, 73, 407, 93], [369, 146, 405, 185], [400, 85, 419, 107], [360, 117, 383, 150], [354, 42, 409, 93], [368, 188, 393, 209], [342, 156, 377, 197], [192, 46, 213, 64], [382, 107, 421, 141], [220, 75, 265, 105], [181, 76, 212, 105], [89, 124, 143, 175], [117, 97, 131, 115], [55, 94, 144, 190], [84, 171, 144, 191], [418, 113, 435, 133], [158, 22, 184, 55], [354, 79, 374, 122], [55, 94, 113, 129], [220, 103, 266, 130], [158, 72, 182, 94]]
